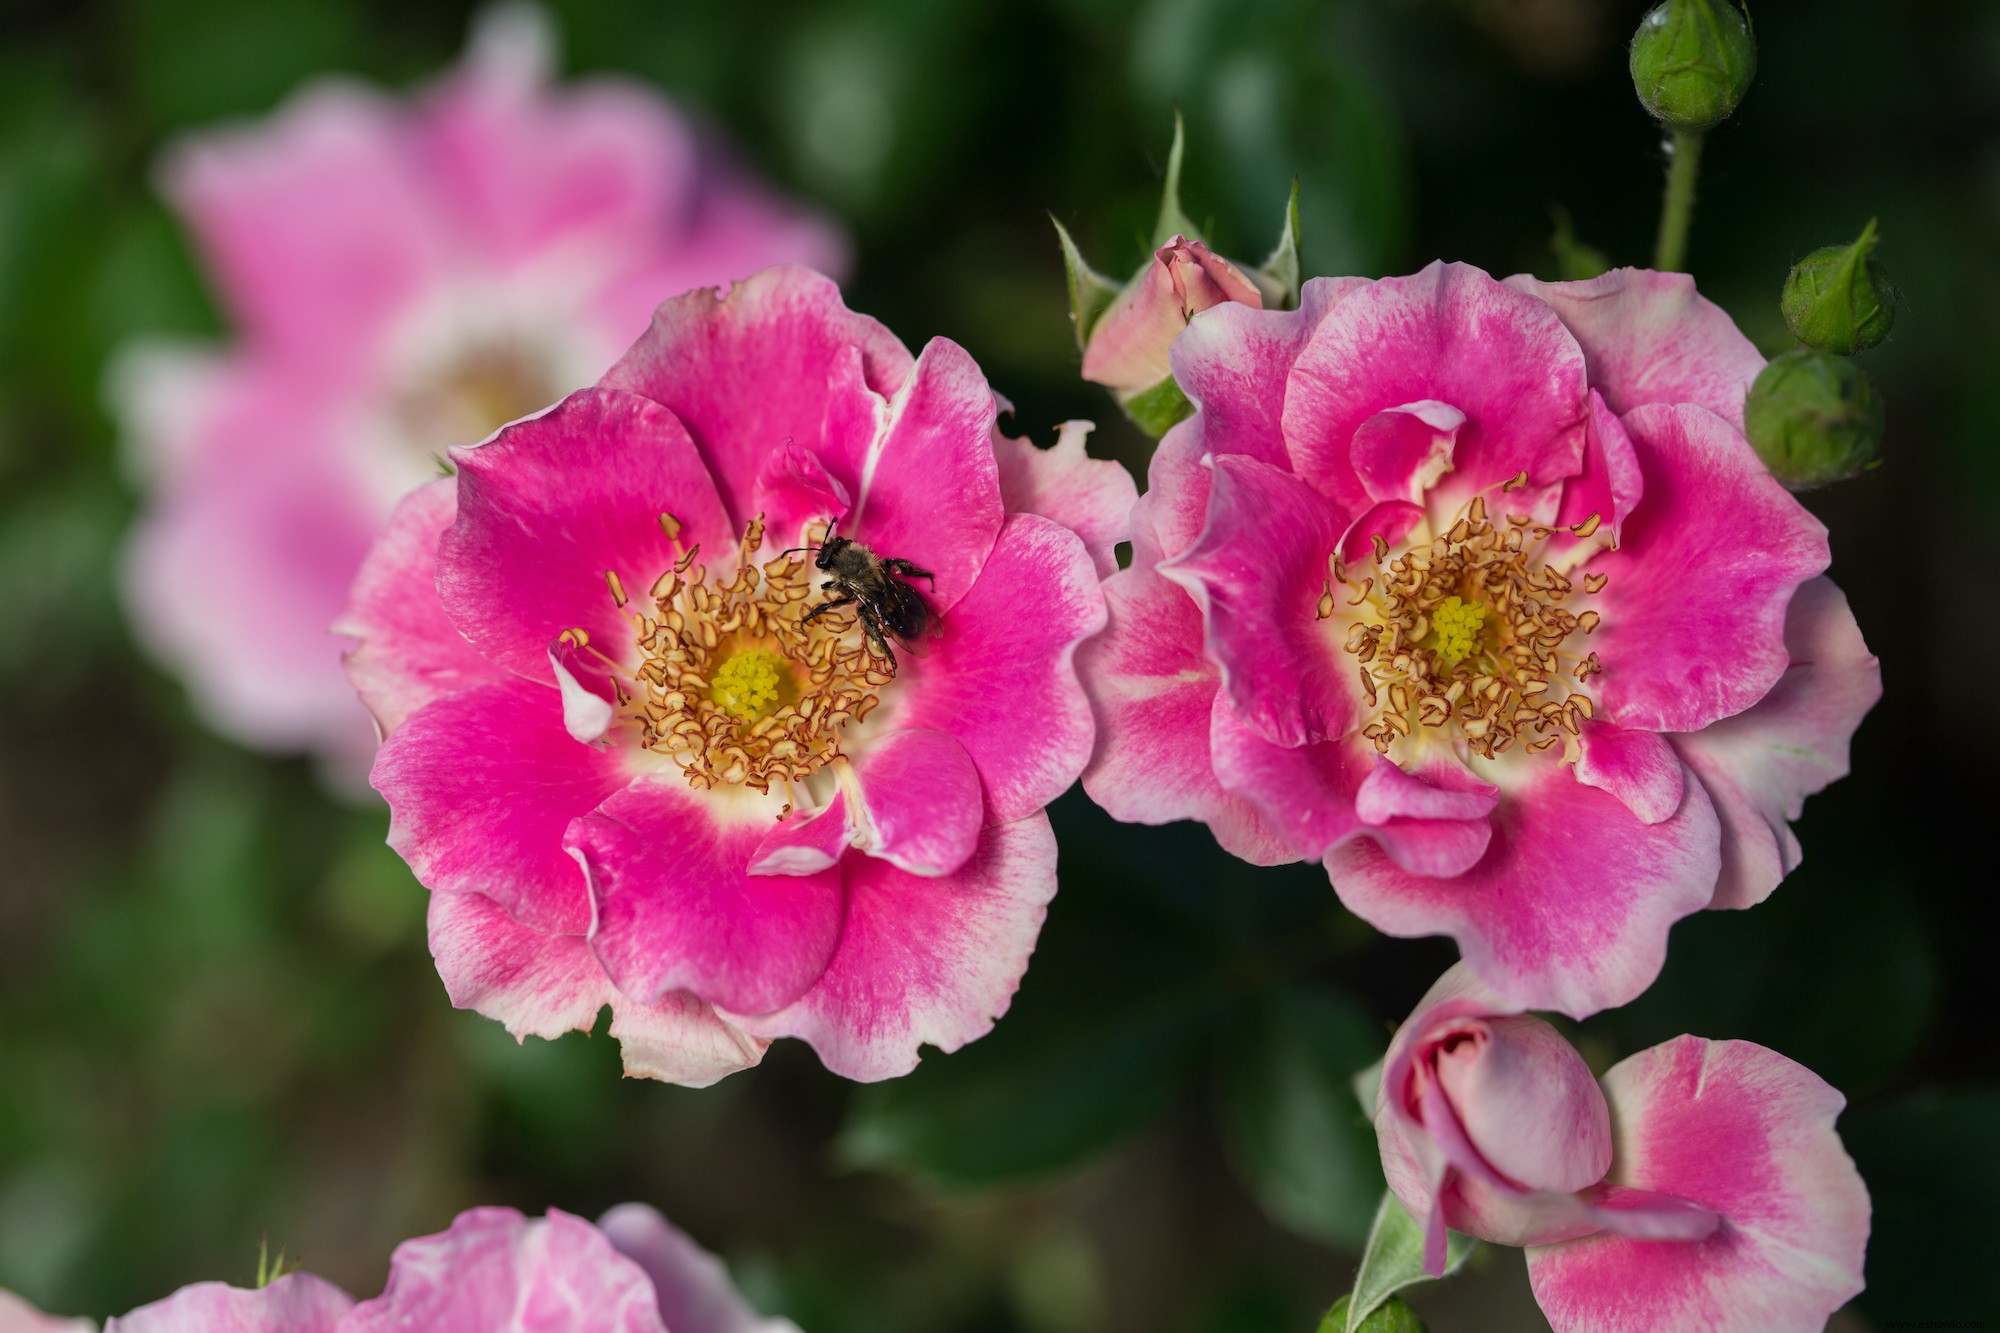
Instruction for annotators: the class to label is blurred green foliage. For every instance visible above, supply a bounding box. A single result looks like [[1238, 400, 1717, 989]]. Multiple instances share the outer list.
[[3, 0, 1999, 1330]]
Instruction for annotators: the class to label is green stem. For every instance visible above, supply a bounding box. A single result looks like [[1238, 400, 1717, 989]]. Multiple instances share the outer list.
[[1654, 129, 1705, 272]]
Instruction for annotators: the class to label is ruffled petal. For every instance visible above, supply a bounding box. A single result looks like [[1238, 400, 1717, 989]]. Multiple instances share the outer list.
[[1161, 454, 1358, 747], [1505, 268, 1766, 430], [567, 777, 845, 1018], [344, 1208, 664, 1332], [990, 420, 1136, 579], [1587, 404, 1830, 735], [427, 890, 764, 1088], [373, 678, 628, 934], [845, 728, 984, 877], [1075, 566, 1294, 865], [748, 793, 853, 876], [1326, 759, 1721, 1019], [596, 1205, 801, 1333], [1283, 262, 1589, 516], [602, 266, 914, 527], [1350, 400, 1465, 506], [104, 1276, 353, 1333], [1574, 723, 1686, 826], [337, 477, 503, 737], [897, 514, 1103, 824], [729, 814, 1058, 1081], [1673, 577, 1882, 910], [1527, 1038, 1869, 1333], [439, 387, 734, 682]]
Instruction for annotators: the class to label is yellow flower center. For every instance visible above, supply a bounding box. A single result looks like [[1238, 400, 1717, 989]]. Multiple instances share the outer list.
[[709, 648, 796, 722], [1318, 488, 1609, 762]]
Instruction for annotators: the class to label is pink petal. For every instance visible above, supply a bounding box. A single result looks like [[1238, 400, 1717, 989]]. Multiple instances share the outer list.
[[1574, 723, 1686, 826], [1505, 268, 1766, 430], [1526, 1038, 1869, 1333], [0, 1294, 92, 1333], [427, 889, 765, 1088], [730, 814, 1058, 1081], [159, 84, 447, 363], [1335, 499, 1425, 567], [602, 266, 914, 528], [1283, 262, 1589, 516], [1673, 577, 1882, 910], [1167, 275, 1368, 479], [337, 477, 503, 737], [1081, 236, 1263, 393], [1350, 400, 1465, 506], [567, 776, 845, 1017], [1433, 1014, 1613, 1194], [820, 336, 1004, 615], [896, 514, 1104, 824], [1327, 758, 1721, 1018], [345, 1207, 665, 1332], [596, 1205, 800, 1333], [847, 728, 984, 876], [550, 635, 620, 743], [1161, 454, 1357, 748], [439, 387, 734, 683], [104, 1276, 353, 1333], [750, 434, 851, 553], [1075, 565, 1294, 865], [1551, 391, 1645, 554], [1355, 753, 1500, 824], [1587, 404, 1830, 735], [374, 678, 629, 935], [749, 793, 853, 877], [990, 419, 1138, 578]]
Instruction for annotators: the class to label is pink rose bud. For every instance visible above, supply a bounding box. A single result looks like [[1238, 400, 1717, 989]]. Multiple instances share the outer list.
[[1079, 235, 1265, 396]]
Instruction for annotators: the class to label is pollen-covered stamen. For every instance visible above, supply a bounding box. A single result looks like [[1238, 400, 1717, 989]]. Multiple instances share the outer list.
[[1331, 495, 1608, 761], [623, 516, 892, 793]]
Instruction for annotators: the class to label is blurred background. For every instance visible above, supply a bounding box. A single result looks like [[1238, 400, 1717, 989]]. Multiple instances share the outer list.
[[2, 0, 1996, 1328]]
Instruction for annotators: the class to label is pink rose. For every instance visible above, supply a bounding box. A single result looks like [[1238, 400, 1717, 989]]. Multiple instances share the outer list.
[[1376, 964, 1870, 1333], [1079, 235, 1265, 396], [341, 266, 1131, 1083], [117, 5, 847, 779], [80, 1205, 789, 1333], [0, 1292, 93, 1333], [1078, 262, 1881, 1017]]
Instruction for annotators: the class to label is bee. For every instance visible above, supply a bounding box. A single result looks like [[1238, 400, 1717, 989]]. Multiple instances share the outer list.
[[788, 522, 935, 670]]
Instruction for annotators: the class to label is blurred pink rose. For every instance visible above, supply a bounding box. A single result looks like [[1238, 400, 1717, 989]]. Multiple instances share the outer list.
[[54, 1205, 790, 1333], [0, 1291, 94, 1333], [1375, 964, 1870, 1333], [117, 5, 846, 780], [1078, 262, 1881, 1018]]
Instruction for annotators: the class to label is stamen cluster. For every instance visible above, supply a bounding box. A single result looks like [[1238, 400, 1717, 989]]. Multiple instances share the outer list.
[[1320, 491, 1607, 761], [620, 518, 892, 799]]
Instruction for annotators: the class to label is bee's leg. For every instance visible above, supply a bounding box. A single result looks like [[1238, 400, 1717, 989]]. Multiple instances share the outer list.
[[885, 559, 937, 591], [858, 607, 898, 671], [802, 595, 855, 626]]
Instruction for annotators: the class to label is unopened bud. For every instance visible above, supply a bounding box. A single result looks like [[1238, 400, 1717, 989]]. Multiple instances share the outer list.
[[1630, 0, 1757, 133], [1320, 1295, 1427, 1333], [1781, 219, 1899, 355], [1744, 349, 1884, 489]]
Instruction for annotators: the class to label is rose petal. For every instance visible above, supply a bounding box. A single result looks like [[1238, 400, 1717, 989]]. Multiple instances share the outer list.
[[1574, 723, 1686, 826], [1350, 400, 1465, 506], [990, 419, 1137, 579], [596, 1205, 800, 1333], [748, 792, 853, 877], [845, 728, 984, 877], [104, 1275, 353, 1333]]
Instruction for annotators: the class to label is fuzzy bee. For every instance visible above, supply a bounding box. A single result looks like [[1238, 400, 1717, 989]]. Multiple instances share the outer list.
[[789, 523, 936, 669]]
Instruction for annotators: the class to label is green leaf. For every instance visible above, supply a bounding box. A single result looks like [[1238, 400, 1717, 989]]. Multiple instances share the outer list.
[[1344, 1193, 1475, 1332], [1215, 985, 1385, 1250], [1051, 215, 1120, 351], [1319, 1295, 1426, 1333], [1250, 177, 1303, 310], [1120, 375, 1194, 439], [1150, 108, 1201, 248]]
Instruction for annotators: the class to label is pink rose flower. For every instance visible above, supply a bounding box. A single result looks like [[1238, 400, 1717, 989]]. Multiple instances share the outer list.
[[117, 5, 847, 777], [1375, 964, 1870, 1333], [81, 1205, 790, 1333], [1078, 261, 1881, 1016], [1080, 234, 1265, 396], [0, 1292, 94, 1333], [340, 266, 1129, 1083]]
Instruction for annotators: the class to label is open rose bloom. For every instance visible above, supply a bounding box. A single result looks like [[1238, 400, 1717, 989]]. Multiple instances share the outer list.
[[341, 266, 1128, 1082], [0, 1205, 792, 1333], [1080, 262, 1882, 1016], [1376, 964, 1869, 1333], [118, 5, 845, 774]]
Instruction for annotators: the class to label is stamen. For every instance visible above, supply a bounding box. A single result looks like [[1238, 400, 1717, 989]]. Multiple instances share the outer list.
[[604, 569, 628, 608]]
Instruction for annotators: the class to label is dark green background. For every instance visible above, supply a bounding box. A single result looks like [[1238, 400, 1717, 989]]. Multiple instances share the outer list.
[[2, 0, 1993, 1328]]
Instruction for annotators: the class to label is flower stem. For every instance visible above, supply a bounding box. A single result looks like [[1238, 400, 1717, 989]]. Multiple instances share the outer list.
[[1654, 129, 1705, 272]]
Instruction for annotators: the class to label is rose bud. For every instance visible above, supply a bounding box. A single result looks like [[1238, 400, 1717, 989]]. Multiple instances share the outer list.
[[1781, 219, 1900, 355], [1630, 0, 1757, 133], [1745, 347, 1885, 488]]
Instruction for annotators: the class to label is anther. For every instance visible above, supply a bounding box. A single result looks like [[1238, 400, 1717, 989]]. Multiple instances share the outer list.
[[1583, 573, 1608, 594], [1571, 512, 1602, 539], [605, 569, 628, 608]]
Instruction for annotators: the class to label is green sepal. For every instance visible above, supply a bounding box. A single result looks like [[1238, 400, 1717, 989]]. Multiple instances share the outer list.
[[1149, 108, 1201, 249], [1249, 176, 1303, 310], [1343, 1192, 1476, 1332], [1052, 214, 1120, 352], [1120, 374, 1194, 439], [1320, 1295, 1427, 1333], [1548, 205, 1612, 281]]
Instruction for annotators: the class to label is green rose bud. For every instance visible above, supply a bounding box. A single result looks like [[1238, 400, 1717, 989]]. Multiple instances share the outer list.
[[1781, 219, 1900, 355], [1630, 0, 1757, 133], [1744, 348, 1885, 489], [1319, 1295, 1427, 1333]]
